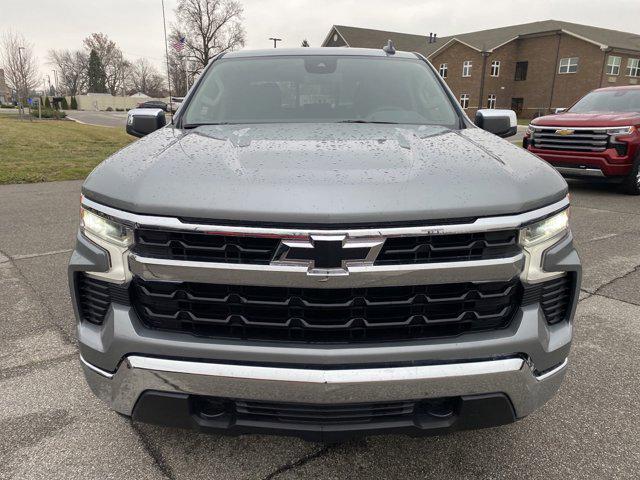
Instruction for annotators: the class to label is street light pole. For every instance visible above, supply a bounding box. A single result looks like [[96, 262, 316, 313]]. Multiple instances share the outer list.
[[269, 37, 282, 48]]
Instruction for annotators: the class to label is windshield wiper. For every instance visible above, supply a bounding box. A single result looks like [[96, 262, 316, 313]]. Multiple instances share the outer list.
[[337, 120, 399, 124]]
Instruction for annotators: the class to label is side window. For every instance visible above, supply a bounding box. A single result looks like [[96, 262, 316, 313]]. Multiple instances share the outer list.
[[606, 56, 621, 75], [462, 60, 472, 77], [558, 57, 579, 74], [627, 58, 640, 77], [490, 61, 500, 77], [459, 93, 470, 109], [515, 61, 528, 81]]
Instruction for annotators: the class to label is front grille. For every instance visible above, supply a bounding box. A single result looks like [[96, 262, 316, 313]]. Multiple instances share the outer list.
[[134, 229, 281, 264], [522, 275, 573, 325], [234, 399, 416, 424], [133, 228, 519, 266], [540, 276, 572, 324], [531, 127, 609, 152], [375, 231, 519, 265], [76, 274, 130, 324], [132, 277, 521, 343]]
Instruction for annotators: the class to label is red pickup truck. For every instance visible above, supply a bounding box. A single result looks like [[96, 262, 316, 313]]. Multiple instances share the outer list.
[[523, 85, 640, 195]]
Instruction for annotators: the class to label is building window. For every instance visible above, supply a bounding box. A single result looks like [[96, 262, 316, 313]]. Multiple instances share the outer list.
[[606, 55, 621, 75], [439, 63, 448, 78], [627, 58, 640, 77], [515, 61, 528, 81], [462, 60, 472, 77], [487, 94, 496, 109], [460, 93, 470, 109], [558, 57, 579, 74], [490, 61, 500, 77]]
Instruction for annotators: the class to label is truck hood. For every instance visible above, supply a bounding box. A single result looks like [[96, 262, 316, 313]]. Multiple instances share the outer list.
[[83, 123, 567, 224], [532, 112, 640, 128]]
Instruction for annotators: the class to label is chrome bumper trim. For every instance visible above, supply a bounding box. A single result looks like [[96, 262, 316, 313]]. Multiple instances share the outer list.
[[128, 252, 525, 287], [81, 196, 570, 237], [80, 354, 568, 418], [555, 167, 605, 178]]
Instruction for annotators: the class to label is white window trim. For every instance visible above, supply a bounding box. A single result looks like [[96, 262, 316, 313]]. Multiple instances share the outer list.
[[558, 57, 579, 74], [490, 60, 500, 77], [626, 58, 640, 77], [460, 93, 470, 109], [462, 60, 472, 77], [606, 55, 621, 76], [439, 63, 448, 78], [487, 94, 496, 109]]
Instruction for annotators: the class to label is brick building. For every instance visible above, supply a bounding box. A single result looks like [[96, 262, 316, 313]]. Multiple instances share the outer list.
[[0, 68, 12, 105], [322, 20, 640, 118]]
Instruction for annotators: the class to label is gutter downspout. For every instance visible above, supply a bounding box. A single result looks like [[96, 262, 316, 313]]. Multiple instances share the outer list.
[[599, 47, 611, 87], [548, 32, 562, 114], [478, 52, 489, 110]]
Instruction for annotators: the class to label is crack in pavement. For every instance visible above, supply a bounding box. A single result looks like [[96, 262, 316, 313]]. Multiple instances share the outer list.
[[262, 445, 333, 480], [130, 422, 177, 480], [11, 249, 73, 260], [0, 353, 77, 381], [0, 246, 76, 346], [588, 262, 640, 297]]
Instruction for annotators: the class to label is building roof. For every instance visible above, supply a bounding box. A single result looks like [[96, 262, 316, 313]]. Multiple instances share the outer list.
[[326, 20, 640, 56]]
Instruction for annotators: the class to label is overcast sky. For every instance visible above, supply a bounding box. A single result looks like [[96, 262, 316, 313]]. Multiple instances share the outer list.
[[2, 0, 640, 82]]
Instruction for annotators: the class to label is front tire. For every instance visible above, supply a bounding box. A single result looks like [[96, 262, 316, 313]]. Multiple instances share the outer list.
[[621, 157, 640, 195]]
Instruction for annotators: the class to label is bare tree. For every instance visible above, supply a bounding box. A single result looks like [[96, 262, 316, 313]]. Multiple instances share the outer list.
[[48, 49, 88, 95], [0, 31, 39, 103], [174, 0, 245, 70], [83, 33, 129, 95], [129, 58, 166, 98]]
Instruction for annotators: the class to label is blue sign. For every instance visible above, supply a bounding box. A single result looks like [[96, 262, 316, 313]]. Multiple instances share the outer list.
[[27, 98, 33, 105]]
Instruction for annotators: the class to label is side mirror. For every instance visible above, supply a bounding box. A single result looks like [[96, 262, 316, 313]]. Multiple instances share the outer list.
[[554, 107, 567, 114], [126, 108, 166, 137], [475, 109, 517, 138]]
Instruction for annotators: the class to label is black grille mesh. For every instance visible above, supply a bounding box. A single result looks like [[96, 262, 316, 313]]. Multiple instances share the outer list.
[[133, 229, 520, 266], [522, 275, 573, 325], [132, 278, 521, 343], [76, 274, 129, 324], [234, 399, 416, 424], [375, 231, 519, 265]]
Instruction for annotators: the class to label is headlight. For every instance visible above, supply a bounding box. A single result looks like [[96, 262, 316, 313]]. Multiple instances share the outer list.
[[520, 209, 569, 247], [525, 125, 536, 136], [606, 126, 635, 136], [80, 207, 133, 247]]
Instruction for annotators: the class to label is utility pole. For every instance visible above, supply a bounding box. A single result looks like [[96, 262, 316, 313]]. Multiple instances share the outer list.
[[269, 37, 282, 48]]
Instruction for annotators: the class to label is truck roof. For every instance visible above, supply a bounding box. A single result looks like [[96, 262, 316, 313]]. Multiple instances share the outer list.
[[223, 47, 419, 59]]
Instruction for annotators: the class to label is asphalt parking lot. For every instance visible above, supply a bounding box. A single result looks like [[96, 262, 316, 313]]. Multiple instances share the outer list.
[[1, 179, 639, 479]]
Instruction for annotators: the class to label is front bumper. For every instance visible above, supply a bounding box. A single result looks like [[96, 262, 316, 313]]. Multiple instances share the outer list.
[[81, 353, 567, 440], [526, 146, 634, 178]]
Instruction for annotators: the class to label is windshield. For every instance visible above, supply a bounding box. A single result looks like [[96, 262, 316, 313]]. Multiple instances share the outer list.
[[181, 55, 459, 127], [569, 89, 640, 114]]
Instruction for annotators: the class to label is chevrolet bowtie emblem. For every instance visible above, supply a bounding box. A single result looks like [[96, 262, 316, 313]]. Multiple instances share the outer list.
[[555, 129, 575, 136], [272, 235, 385, 276]]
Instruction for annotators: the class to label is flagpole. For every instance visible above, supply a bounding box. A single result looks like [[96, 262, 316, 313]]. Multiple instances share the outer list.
[[161, 0, 173, 121]]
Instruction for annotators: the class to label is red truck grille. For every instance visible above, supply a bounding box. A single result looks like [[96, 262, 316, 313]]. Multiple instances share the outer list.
[[531, 127, 609, 152]]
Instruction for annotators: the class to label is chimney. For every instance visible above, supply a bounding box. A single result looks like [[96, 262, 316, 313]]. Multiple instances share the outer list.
[[428, 33, 433, 43], [433, 33, 437, 43]]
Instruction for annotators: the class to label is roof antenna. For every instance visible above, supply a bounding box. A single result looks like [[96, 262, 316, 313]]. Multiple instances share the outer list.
[[383, 39, 396, 55]]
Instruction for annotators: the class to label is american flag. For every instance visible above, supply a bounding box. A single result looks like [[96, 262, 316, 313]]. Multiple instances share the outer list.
[[172, 35, 186, 52]]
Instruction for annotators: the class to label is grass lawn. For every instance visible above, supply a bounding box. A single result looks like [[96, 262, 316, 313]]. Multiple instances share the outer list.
[[0, 115, 133, 184]]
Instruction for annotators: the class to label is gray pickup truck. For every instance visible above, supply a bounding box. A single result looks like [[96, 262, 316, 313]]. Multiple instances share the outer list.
[[69, 46, 580, 442]]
